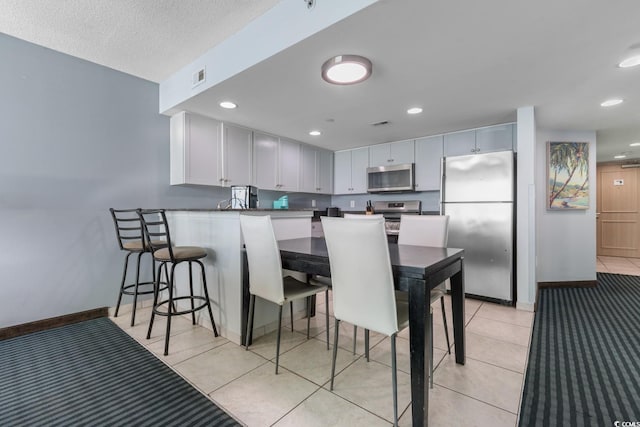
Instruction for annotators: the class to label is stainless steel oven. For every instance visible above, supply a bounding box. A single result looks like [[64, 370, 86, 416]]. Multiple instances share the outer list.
[[373, 200, 422, 238]]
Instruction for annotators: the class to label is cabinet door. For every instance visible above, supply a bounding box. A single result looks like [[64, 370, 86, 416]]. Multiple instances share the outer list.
[[414, 135, 443, 191], [444, 130, 476, 157], [369, 143, 391, 167], [253, 132, 279, 190], [317, 149, 333, 194], [300, 144, 318, 193], [334, 150, 352, 194], [222, 124, 252, 186], [475, 124, 514, 154], [278, 138, 300, 192], [350, 147, 370, 193], [390, 140, 415, 164], [170, 112, 221, 186]]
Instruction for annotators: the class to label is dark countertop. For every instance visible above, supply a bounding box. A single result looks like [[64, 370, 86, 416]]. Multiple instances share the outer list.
[[165, 208, 316, 212]]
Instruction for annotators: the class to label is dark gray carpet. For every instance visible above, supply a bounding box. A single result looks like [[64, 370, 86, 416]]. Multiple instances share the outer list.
[[0, 317, 240, 427], [519, 273, 640, 426]]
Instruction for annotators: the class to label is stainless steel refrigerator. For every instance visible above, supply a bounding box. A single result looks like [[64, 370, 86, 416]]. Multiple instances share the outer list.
[[441, 151, 514, 302]]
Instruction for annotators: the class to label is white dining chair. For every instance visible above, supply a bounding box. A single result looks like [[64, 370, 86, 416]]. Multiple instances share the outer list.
[[397, 214, 451, 388], [322, 216, 408, 427], [313, 212, 384, 355], [240, 214, 330, 374]]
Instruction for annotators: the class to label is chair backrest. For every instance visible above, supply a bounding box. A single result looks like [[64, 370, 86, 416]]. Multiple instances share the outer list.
[[137, 209, 175, 259], [110, 208, 143, 251], [397, 215, 449, 247], [239, 215, 285, 305], [321, 216, 398, 336], [343, 213, 384, 220]]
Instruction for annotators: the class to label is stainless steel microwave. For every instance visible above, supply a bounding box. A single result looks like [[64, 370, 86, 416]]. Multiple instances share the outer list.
[[367, 163, 415, 193]]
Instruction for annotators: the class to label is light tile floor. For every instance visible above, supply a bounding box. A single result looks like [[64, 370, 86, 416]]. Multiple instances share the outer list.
[[597, 256, 640, 276], [111, 293, 534, 427]]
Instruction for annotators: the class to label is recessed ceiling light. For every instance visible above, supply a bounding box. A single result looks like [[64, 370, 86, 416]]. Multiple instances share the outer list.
[[601, 98, 623, 107], [615, 154, 627, 159], [321, 55, 372, 85], [630, 142, 640, 147], [619, 55, 640, 68], [309, 130, 321, 136], [219, 101, 237, 109], [407, 107, 423, 115]]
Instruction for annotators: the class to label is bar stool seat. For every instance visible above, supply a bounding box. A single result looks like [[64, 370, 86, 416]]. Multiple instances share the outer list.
[[138, 209, 219, 356]]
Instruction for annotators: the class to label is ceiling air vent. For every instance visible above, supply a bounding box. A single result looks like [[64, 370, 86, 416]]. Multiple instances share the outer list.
[[371, 120, 390, 127], [192, 67, 206, 88]]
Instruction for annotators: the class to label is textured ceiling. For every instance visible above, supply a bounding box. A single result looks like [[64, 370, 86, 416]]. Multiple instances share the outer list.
[[0, 0, 280, 82], [2, 0, 640, 161]]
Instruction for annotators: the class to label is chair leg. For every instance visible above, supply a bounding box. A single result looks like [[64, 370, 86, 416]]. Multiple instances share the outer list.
[[391, 334, 398, 427], [147, 261, 164, 339], [114, 252, 132, 317], [306, 297, 311, 339], [325, 291, 330, 350], [290, 301, 294, 332], [430, 309, 434, 389], [198, 260, 218, 337], [441, 296, 451, 354], [130, 251, 144, 326], [330, 318, 341, 391], [275, 305, 283, 374], [245, 295, 255, 350], [353, 326, 358, 355], [365, 329, 370, 362], [163, 263, 177, 356]]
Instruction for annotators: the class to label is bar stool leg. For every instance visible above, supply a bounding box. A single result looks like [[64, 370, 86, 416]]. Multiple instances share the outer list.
[[164, 264, 176, 356], [198, 260, 218, 337], [188, 261, 196, 325], [147, 262, 164, 340], [130, 251, 144, 326], [114, 252, 132, 317]]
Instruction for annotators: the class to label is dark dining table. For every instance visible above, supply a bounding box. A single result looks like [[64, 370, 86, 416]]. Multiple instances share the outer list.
[[241, 237, 465, 427]]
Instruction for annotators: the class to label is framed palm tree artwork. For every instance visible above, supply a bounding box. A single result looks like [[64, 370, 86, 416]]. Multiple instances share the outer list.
[[547, 141, 589, 210]]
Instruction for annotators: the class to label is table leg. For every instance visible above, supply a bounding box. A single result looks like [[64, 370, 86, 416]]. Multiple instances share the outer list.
[[408, 277, 429, 427], [450, 258, 466, 364]]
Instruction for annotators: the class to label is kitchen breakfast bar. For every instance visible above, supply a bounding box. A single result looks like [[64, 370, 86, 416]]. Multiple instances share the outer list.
[[167, 209, 466, 427]]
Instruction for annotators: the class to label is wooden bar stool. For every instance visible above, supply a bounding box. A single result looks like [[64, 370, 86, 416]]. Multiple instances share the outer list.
[[110, 208, 165, 326], [138, 209, 219, 355]]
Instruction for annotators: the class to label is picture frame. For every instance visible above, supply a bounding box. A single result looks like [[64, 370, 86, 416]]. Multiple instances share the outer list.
[[547, 141, 589, 210]]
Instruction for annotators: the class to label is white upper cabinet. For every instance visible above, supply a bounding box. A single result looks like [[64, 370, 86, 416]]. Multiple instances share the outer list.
[[253, 132, 300, 191], [414, 135, 443, 191], [334, 147, 369, 194], [220, 123, 252, 186], [170, 112, 221, 186], [300, 145, 334, 194], [444, 124, 515, 157], [369, 139, 415, 166]]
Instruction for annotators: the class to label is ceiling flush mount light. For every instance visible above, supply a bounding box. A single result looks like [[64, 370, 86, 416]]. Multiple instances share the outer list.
[[407, 107, 423, 115], [309, 130, 321, 136], [601, 98, 623, 107], [321, 55, 372, 85], [219, 101, 237, 109], [619, 55, 640, 68], [631, 142, 640, 147]]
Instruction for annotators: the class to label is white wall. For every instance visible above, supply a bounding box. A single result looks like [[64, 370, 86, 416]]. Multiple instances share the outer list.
[[536, 129, 597, 282]]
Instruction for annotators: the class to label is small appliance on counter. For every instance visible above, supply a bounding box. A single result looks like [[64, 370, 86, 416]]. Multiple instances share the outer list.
[[326, 207, 341, 217], [273, 195, 288, 209], [230, 185, 258, 209]]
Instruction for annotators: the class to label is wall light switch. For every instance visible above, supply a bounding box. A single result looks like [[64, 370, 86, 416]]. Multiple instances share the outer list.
[[311, 199, 316, 207], [350, 200, 355, 208]]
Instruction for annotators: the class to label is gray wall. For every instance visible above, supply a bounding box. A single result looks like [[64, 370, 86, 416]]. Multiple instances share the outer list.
[[536, 129, 597, 282], [0, 34, 219, 328]]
